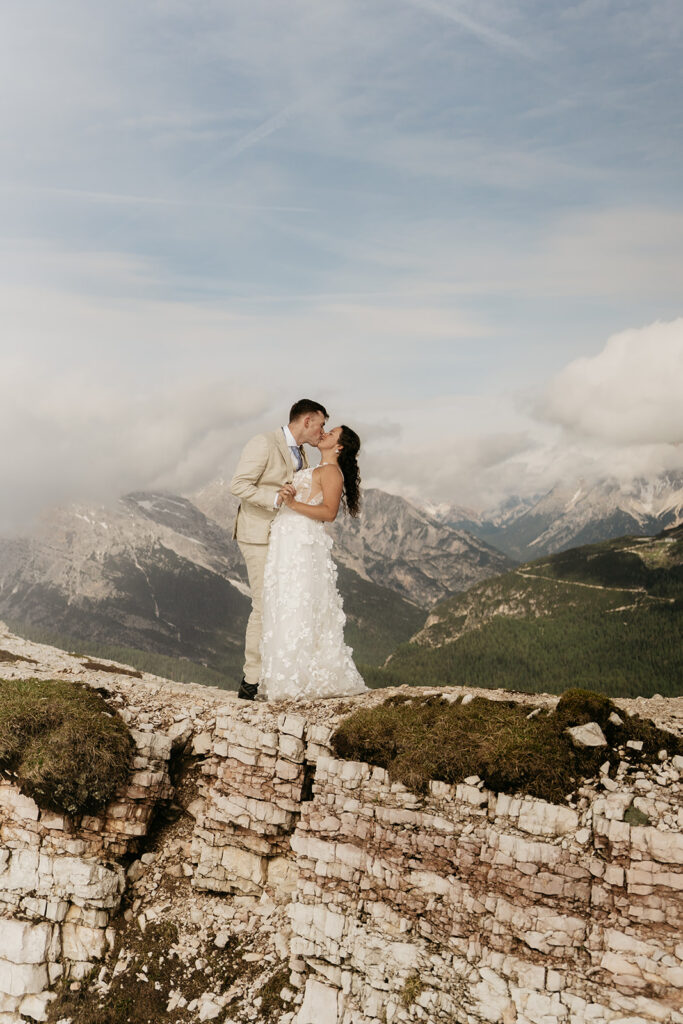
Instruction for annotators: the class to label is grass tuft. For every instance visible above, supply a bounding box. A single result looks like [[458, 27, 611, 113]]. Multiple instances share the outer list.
[[331, 689, 681, 804], [400, 973, 424, 1009], [0, 678, 134, 816]]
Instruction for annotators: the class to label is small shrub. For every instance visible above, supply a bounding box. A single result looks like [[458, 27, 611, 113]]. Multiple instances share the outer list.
[[0, 678, 133, 816], [400, 973, 424, 1008]]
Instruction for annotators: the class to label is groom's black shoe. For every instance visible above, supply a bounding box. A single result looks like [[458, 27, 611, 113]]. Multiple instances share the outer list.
[[237, 678, 258, 701]]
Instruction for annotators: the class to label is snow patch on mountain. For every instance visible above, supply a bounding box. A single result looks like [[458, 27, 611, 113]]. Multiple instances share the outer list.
[[417, 472, 683, 560]]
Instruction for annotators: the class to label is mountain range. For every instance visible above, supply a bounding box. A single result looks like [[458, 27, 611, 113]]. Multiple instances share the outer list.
[[1, 468, 680, 693], [0, 480, 508, 686], [424, 472, 683, 561]]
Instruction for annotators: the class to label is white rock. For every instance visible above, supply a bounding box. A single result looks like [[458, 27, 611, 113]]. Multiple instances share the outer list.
[[566, 722, 607, 749], [61, 924, 107, 962], [185, 799, 204, 820], [52, 857, 124, 904], [470, 977, 513, 1023], [517, 799, 579, 837], [0, 921, 55, 965], [39, 810, 65, 830], [387, 942, 419, 969], [220, 846, 267, 887], [0, 992, 20, 1014], [279, 734, 305, 761], [630, 825, 683, 865], [19, 991, 57, 1022], [2, 849, 40, 890], [609, 712, 624, 726], [199, 998, 222, 1020], [192, 732, 213, 755], [279, 714, 306, 739], [295, 978, 340, 1024], [266, 856, 299, 901], [0, 789, 40, 821], [126, 860, 145, 883], [0, 960, 48, 997], [168, 718, 193, 746]]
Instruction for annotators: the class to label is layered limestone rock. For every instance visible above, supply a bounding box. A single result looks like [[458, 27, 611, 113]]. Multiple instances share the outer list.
[[0, 676, 173, 1022], [0, 624, 681, 1024]]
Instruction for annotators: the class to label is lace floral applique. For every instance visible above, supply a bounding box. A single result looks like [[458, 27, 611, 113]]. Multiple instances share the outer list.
[[260, 468, 367, 702]]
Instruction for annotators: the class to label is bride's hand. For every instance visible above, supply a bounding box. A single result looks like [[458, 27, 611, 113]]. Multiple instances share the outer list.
[[278, 484, 296, 506]]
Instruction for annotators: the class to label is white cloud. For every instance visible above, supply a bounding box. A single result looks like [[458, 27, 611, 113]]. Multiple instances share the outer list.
[[2, 312, 683, 529], [0, 353, 270, 533], [350, 319, 683, 509], [537, 318, 683, 446]]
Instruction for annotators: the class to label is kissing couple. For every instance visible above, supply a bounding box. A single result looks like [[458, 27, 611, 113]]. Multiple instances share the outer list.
[[230, 398, 368, 702]]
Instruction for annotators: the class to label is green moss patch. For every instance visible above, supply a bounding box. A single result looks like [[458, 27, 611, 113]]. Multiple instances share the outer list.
[[331, 688, 681, 804], [0, 678, 133, 816]]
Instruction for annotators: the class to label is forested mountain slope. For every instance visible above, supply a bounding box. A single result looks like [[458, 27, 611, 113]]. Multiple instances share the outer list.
[[370, 525, 683, 698]]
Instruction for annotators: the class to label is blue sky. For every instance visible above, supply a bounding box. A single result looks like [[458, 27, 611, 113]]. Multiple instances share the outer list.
[[1, 0, 682, 526]]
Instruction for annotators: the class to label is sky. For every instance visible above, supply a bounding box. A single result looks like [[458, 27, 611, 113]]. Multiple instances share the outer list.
[[1, 0, 682, 530]]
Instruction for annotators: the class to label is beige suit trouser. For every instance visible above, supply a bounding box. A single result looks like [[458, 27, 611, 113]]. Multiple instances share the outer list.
[[238, 541, 269, 686]]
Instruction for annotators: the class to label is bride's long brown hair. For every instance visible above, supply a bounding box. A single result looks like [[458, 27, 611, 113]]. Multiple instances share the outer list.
[[338, 426, 361, 517]]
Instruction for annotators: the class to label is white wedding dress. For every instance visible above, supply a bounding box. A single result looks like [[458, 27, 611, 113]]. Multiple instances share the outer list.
[[260, 466, 368, 701]]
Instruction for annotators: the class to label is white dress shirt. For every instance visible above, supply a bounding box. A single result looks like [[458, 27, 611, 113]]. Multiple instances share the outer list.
[[282, 425, 303, 466], [273, 426, 303, 508]]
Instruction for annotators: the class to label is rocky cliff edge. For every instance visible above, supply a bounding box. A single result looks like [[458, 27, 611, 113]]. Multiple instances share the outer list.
[[0, 624, 681, 1024]]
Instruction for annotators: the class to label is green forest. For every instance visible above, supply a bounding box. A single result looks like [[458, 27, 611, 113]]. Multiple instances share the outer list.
[[363, 528, 683, 698]]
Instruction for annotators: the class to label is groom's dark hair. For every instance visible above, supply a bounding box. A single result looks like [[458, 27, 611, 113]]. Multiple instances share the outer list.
[[289, 399, 329, 421]]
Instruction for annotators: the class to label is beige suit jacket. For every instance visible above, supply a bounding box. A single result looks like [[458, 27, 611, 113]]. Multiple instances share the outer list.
[[231, 429, 309, 543]]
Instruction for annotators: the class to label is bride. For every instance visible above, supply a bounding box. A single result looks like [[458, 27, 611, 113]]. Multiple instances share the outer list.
[[259, 424, 368, 701]]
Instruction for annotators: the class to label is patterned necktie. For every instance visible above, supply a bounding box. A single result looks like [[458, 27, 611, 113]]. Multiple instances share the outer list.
[[290, 445, 303, 470]]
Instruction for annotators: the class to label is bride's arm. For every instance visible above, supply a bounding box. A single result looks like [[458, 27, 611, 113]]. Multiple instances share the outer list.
[[282, 466, 343, 522]]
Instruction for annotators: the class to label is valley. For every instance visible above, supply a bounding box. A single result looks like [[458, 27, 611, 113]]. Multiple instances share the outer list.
[[369, 525, 683, 698]]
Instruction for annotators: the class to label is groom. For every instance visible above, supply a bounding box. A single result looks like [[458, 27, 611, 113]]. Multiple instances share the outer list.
[[230, 398, 329, 700]]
